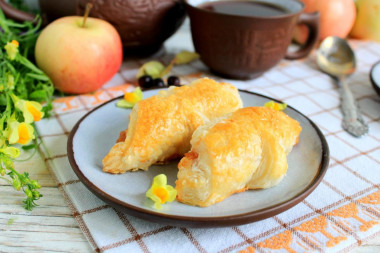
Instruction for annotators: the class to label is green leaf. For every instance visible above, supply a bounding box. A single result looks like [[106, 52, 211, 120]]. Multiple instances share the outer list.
[[1, 147, 20, 158], [136, 61, 165, 79], [0, 95, 7, 106], [17, 57, 43, 74], [21, 144, 36, 150], [29, 90, 47, 101], [174, 51, 200, 65], [116, 99, 135, 108], [159, 61, 175, 78], [42, 103, 53, 118], [26, 73, 50, 81], [7, 218, 16, 225], [116, 87, 143, 109]]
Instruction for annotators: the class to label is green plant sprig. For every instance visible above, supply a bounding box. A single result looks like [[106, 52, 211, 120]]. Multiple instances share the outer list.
[[0, 152, 42, 210], [0, 7, 41, 58], [0, 8, 54, 210]]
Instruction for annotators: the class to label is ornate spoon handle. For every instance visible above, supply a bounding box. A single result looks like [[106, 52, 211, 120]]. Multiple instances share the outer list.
[[338, 78, 369, 137]]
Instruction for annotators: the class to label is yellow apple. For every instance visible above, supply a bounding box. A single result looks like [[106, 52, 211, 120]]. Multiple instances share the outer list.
[[35, 16, 123, 94], [350, 0, 380, 42]]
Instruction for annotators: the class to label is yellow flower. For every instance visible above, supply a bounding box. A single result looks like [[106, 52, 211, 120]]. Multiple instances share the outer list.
[[7, 74, 15, 90], [8, 119, 35, 145], [146, 174, 177, 210], [4, 40, 19, 60], [264, 101, 287, 111], [15, 98, 44, 123], [0, 146, 20, 158], [116, 87, 143, 108]]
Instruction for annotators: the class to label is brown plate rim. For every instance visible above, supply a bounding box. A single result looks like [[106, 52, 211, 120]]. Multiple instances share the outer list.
[[67, 88, 330, 227]]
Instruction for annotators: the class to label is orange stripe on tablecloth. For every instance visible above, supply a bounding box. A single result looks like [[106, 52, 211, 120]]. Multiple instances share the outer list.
[[218, 225, 284, 253], [323, 181, 380, 219], [273, 217, 321, 252], [52, 83, 133, 113], [304, 187, 380, 247], [257, 230, 297, 252], [82, 90, 111, 106], [53, 96, 82, 113], [51, 107, 88, 117], [106, 83, 134, 94], [294, 215, 347, 248], [302, 200, 361, 244], [238, 246, 256, 253], [224, 186, 380, 253], [328, 203, 379, 233], [299, 186, 380, 226]]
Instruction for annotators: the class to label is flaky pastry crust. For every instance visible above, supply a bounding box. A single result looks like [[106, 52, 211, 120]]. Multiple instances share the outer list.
[[102, 78, 242, 174], [176, 107, 302, 207]]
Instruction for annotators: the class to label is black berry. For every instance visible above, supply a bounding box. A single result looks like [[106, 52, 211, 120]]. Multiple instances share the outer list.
[[167, 76, 180, 86], [138, 75, 154, 88], [154, 78, 166, 87]]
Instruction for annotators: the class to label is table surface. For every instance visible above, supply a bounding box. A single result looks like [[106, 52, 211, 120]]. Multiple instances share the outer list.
[[1, 22, 380, 253]]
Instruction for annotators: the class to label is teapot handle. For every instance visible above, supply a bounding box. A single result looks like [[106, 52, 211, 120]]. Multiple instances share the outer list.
[[0, 0, 36, 22]]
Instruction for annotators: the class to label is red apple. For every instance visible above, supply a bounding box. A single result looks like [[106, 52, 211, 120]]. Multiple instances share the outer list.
[[35, 16, 122, 94]]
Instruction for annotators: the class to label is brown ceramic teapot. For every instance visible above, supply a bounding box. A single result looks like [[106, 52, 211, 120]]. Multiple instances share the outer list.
[[0, 0, 186, 55]]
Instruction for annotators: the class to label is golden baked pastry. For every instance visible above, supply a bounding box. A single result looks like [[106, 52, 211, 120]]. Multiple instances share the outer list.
[[103, 78, 242, 174], [176, 107, 302, 207]]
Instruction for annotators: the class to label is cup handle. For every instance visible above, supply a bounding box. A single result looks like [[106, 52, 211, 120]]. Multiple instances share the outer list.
[[0, 0, 36, 22], [285, 12, 320, 60]]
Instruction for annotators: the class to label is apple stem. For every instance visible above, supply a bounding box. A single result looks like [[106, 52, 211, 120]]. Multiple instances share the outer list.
[[82, 3, 93, 28]]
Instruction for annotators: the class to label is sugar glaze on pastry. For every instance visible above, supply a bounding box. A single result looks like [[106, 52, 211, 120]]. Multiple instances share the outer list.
[[176, 107, 302, 207], [102, 78, 242, 174]]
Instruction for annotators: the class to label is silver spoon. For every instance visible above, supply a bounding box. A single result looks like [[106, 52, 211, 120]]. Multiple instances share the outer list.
[[316, 36, 368, 137]]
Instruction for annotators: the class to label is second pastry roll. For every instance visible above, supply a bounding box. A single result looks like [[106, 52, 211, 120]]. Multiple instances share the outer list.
[[176, 107, 302, 207]]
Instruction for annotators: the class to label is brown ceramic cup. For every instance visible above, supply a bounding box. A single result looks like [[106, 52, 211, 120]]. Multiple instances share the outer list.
[[185, 0, 319, 79]]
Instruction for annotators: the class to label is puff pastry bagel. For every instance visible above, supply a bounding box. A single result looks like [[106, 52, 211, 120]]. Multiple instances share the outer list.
[[176, 107, 302, 207], [102, 78, 242, 174]]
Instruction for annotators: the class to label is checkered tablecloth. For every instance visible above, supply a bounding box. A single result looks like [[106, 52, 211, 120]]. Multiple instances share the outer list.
[[35, 35, 380, 253]]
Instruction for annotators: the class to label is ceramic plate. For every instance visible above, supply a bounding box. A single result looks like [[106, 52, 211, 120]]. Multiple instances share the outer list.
[[68, 89, 329, 227], [370, 60, 380, 97]]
